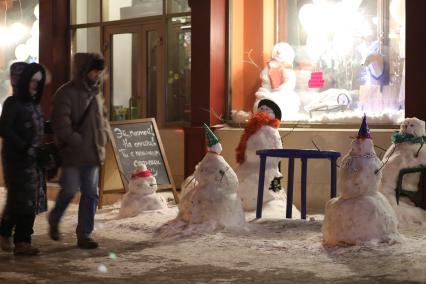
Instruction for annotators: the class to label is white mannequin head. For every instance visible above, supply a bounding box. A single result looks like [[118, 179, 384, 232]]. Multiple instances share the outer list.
[[271, 42, 295, 65]]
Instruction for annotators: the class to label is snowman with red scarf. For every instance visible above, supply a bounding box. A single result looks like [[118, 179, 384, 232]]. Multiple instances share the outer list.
[[118, 164, 167, 218], [235, 99, 299, 215]]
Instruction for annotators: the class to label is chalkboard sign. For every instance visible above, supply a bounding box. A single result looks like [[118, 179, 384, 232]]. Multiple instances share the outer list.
[[100, 118, 177, 204]]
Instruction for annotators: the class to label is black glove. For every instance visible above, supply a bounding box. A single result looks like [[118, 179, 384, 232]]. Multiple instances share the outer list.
[[33, 146, 51, 168], [27, 146, 49, 168], [44, 120, 54, 134]]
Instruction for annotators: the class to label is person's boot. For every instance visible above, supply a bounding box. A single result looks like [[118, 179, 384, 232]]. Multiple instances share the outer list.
[[13, 242, 40, 256], [0, 235, 13, 252], [48, 222, 60, 241], [77, 237, 99, 249], [48, 212, 60, 241]]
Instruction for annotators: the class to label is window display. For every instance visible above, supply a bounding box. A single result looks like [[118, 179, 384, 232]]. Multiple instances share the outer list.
[[230, 0, 405, 125]]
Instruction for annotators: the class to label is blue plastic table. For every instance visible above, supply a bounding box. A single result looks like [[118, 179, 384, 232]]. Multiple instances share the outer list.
[[255, 149, 341, 219]]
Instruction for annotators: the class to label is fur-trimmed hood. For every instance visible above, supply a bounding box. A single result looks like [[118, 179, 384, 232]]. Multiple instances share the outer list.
[[16, 63, 46, 104], [72, 52, 104, 81]]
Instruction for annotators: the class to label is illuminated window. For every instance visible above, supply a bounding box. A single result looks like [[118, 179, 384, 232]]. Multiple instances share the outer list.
[[230, 0, 405, 125], [0, 1, 39, 108]]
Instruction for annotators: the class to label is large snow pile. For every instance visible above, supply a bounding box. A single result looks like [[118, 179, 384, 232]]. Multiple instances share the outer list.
[[379, 117, 426, 226], [322, 117, 399, 245], [2, 186, 426, 282]]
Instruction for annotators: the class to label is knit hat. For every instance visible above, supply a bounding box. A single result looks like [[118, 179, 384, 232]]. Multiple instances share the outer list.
[[258, 99, 282, 120], [131, 164, 153, 179], [88, 58, 105, 72], [204, 123, 220, 147], [357, 114, 372, 139]]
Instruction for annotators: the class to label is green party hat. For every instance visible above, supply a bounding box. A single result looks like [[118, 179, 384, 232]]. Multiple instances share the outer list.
[[203, 123, 220, 147]]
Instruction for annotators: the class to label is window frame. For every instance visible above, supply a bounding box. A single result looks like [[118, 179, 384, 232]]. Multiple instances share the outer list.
[[68, 0, 191, 127]]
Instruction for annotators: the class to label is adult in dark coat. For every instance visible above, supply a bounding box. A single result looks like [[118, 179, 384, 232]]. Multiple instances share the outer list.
[[49, 53, 110, 249], [0, 63, 47, 255]]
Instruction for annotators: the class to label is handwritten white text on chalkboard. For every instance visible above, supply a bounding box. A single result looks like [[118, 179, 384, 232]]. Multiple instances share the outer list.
[[113, 126, 154, 139], [121, 138, 157, 149]]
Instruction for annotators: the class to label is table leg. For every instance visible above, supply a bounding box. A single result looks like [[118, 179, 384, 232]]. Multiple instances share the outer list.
[[331, 158, 337, 198], [286, 158, 294, 219], [256, 156, 267, 219], [301, 158, 307, 219]]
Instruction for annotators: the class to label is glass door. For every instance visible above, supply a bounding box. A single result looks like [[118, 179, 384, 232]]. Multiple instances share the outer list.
[[103, 22, 165, 123]]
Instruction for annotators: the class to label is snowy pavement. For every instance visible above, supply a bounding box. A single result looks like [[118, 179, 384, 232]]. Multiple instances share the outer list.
[[1, 187, 426, 283]]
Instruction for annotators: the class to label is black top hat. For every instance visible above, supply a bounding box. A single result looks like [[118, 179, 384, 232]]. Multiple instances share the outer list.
[[258, 99, 282, 120]]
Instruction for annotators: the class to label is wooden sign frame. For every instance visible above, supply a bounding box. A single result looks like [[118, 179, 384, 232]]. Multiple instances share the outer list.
[[99, 118, 178, 207]]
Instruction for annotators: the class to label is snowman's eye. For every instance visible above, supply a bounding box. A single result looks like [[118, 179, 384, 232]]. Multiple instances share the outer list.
[[410, 124, 414, 127], [219, 169, 225, 175]]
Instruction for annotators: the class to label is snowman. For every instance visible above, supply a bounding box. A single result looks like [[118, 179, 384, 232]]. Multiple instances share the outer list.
[[322, 115, 399, 245], [118, 164, 167, 218], [253, 42, 300, 121], [175, 124, 245, 229], [379, 117, 426, 226], [235, 99, 299, 216]]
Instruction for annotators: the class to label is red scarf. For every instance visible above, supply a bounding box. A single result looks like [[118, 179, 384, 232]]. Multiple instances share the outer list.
[[131, 169, 152, 179], [235, 112, 280, 164]]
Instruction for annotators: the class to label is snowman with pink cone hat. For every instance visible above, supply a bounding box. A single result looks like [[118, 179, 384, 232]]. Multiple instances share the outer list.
[[322, 115, 399, 245]]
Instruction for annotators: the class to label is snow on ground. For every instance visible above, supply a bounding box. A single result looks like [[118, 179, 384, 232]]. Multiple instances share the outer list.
[[1, 187, 426, 283]]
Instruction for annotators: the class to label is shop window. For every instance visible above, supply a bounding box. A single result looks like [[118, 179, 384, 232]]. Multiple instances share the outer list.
[[69, 1, 191, 125], [0, 1, 39, 110], [230, 0, 405, 125], [166, 16, 191, 124], [110, 33, 139, 120], [103, 0, 163, 21], [71, 27, 101, 55], [70, 0, 100, 25], [167, 0, 191, 13]]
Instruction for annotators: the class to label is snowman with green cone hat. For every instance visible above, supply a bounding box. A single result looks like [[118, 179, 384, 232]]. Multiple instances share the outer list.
[[170, 123, 245, 231], [204, 123, 222, 154]]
